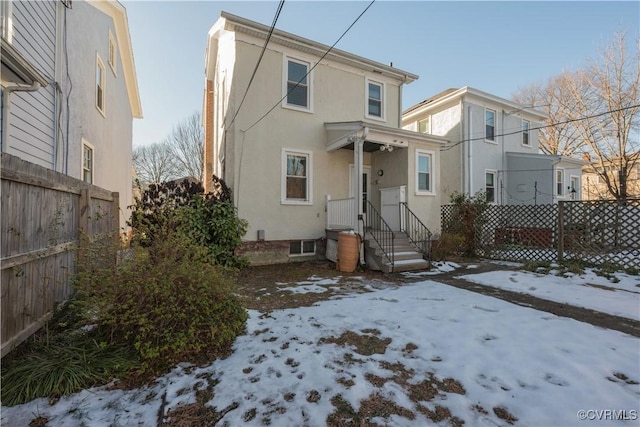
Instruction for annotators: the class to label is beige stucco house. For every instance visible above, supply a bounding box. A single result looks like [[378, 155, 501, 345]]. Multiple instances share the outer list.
[[402, 87, 584, 204], [203, 12, 447, 271]]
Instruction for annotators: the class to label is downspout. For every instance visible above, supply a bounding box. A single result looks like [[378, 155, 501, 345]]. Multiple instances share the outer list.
[[501, 110, 506, 205], [1, 82, 42, 153], [398, 81, 403, 128], [467, 105, 473, 195]]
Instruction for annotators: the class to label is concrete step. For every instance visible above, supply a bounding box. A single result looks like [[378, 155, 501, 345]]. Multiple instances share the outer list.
[[381, 258, 430, 273]]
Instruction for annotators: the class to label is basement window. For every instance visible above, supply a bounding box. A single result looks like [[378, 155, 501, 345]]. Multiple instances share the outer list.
[[290, 240, 316, 256]]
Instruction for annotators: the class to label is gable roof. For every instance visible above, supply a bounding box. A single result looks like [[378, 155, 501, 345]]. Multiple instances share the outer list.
[[403, 86, 547, 121], [206, 12, 418, 84], [89, 0, 142, 118]]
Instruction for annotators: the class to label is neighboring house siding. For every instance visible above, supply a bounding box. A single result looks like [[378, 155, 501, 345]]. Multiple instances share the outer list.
[[6, 0, 56, 168], [65, 0, 134, 226]]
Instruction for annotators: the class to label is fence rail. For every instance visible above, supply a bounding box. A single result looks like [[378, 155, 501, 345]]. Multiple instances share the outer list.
[[1, 153, 119, 357], [326, 196, 357, 230], [441, 199, 640, 270]]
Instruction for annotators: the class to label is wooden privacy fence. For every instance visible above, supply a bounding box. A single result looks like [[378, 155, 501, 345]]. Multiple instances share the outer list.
[[441, 199, 640, 270], [1, 153, 119, 357]]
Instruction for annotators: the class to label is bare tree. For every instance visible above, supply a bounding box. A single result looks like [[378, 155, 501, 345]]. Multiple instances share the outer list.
[[133, 141, 179, 184], [514, 32, 639, 200], [564, 32, 640, 200], [166, 111, 204, 181], [512, 75, 584, 156]]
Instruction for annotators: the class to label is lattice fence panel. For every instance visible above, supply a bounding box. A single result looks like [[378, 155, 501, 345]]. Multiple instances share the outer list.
[[562, 199, 640, 270], [479, 204, 558, 263]]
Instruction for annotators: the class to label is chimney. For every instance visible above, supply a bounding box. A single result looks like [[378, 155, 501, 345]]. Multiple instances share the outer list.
[[582, 152, 591, 162]]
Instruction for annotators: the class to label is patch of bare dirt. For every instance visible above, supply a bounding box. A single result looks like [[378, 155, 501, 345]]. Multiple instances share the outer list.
[[319, 330, 392, 356]]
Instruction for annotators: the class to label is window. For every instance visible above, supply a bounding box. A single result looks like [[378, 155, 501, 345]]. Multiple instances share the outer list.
[[485, 171, 496, 203], [290, 240, 316, 256], [366, 79, 384, 119], [485, 109, 496, 142], [556, 169, 564, 196], [282, 149, 312, 204], [418, 117, 430, 134], [570, 176, 580, 200], [108, 31, 117, 75], [367, 80, 384, 119], [82, 141, 94, 184], [284, 57, 311, 110], [96, 55, 105, 115], [415, 149, 434, 195], [522, 120, 530, 146]]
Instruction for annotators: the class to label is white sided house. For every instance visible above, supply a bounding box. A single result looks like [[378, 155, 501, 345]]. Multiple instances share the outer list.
[[203, 12, 447, 271], [402, 87, 584, 204], [1, 0, 142, 227]]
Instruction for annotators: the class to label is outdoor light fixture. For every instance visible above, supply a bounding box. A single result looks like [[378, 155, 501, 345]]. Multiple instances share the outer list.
[[379, 144, 394, 152]]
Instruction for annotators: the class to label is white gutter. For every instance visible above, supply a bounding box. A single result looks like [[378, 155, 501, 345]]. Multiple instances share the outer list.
[[1, 82, 41, 153]]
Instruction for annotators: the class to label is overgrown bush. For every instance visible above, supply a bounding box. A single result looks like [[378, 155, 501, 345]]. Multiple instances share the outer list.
[[430, 233, 466, 260], [442, 192, 489, 257], [76, 228, 248, 374], [78, 227, 247, 372], [129, 176, 247, 268]]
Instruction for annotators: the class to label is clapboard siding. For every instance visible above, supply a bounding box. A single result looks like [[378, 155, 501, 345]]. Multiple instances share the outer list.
[[7, 1, 57, 169]]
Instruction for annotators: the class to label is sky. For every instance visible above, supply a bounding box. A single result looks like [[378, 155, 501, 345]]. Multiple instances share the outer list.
[[123, 1, 640, 147], [3, 261, 639, 426]]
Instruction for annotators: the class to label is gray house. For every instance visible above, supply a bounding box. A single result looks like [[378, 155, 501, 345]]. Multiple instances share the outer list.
[[1, 0, 142, 226]]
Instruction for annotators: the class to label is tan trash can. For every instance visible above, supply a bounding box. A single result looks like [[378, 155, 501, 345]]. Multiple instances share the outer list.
[[337, 232, 360, 273]]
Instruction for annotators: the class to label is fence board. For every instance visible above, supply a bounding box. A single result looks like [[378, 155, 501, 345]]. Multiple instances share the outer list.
[[1, 153, 119, 357]]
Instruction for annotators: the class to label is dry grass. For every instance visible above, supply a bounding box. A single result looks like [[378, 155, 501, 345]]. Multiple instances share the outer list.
[[319, 330, 392, 356]]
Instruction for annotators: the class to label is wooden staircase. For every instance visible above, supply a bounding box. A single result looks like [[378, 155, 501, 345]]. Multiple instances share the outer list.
[[364, 230, 430, 273]]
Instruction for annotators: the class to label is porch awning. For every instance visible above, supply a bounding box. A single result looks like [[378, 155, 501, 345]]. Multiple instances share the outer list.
[[324, 121, 447, 152]]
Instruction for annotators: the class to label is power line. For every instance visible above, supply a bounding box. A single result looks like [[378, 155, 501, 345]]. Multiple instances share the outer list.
[[242, 0, 376, 133], [227, 0, 285, 128], [440, 104, 640, 152]]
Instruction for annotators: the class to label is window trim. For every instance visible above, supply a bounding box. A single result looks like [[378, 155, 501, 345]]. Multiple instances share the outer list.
[[556, 168, 565, 197], [485, 108, 496, 143], [365, 78, 385, 121], [485, 169, 497, 203], [108, 31, 117, 76], [418, 116, 430, 134], [281, 148, 313, 205], [81, 139, 94, 184], [289, 240, 317, 257], [521, 119, 530, 147], [96, 54, 106, 116], [415, 149, 435, 196], [282, 55, 313, 113]]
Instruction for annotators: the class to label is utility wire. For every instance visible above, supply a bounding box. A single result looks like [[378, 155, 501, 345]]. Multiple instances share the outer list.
[[242, 0, 376, 133], [440, 104, 640, 152], [227, 0, 285, 128]]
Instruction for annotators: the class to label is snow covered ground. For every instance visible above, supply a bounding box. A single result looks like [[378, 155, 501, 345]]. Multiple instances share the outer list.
[[2, 264, 639, 426]]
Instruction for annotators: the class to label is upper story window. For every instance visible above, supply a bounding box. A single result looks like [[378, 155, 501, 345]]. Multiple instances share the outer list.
[[108, 31, 117, 75], [556, 169, 564, 197], [366, 79, 384, 120], [485, 170, 496, 203], [418, 117, 430, 134], [485, 109, 496, 142], [96, 55, 106, 116], [282, 148, 312, 205], [82, 140, 94, 184], [416, 149, 434, 195], [284, 57, 312, 111], [522, 119, 530, 146]]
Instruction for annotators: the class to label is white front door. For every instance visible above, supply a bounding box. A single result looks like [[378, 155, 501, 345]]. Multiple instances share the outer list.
[[380, 186, 406, 231]]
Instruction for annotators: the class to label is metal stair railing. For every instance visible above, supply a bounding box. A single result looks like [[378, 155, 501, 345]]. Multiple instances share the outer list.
[[399, 202, 432, 263], [364, 200, 394, 270]]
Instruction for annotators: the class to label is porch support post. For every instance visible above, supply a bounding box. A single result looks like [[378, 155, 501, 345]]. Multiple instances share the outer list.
[[354, 136, 365, 264]]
